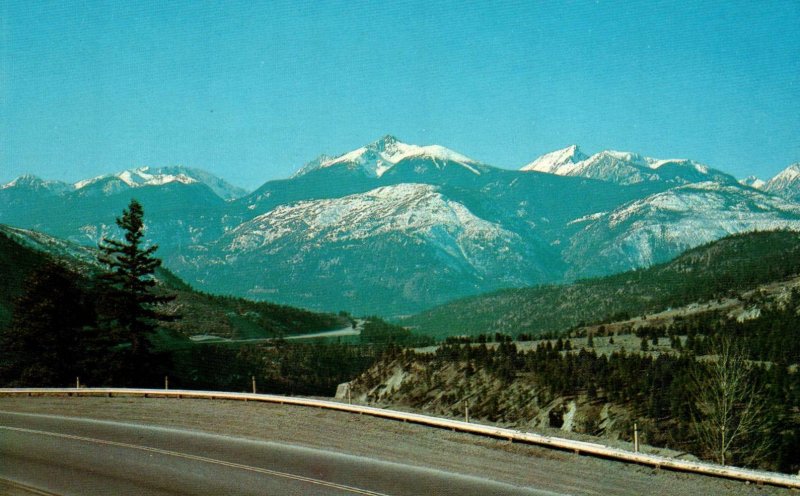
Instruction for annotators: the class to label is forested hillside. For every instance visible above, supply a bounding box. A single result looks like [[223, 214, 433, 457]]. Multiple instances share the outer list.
[[0, 224, 347, 342], [0, 230, 50, 329], [352, 288, 800, 472], [0, 221, 425, 393], [405, 230, 800, 337]]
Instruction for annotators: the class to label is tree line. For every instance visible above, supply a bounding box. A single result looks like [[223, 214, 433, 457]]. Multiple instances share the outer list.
[[0, 200, 176, 387], [406, 333, 800, 472]]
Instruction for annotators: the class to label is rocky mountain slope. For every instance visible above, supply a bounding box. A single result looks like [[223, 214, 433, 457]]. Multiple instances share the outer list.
[[189, 183, 561, 314], [764, 163, 800, 202], [564, 181, 800, 279]]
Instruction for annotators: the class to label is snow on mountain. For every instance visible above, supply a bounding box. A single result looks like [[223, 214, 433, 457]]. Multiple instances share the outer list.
[[739, 176, 766, 189], [521, 147, 733, 186], [520, 145, 589, 174], [5, 138, 799, 317], [187, 182, 557, 315], [227, 183, 517, 257], [74, 167, 196, 190], [71, 166, 247, 200], [565, 181, 800, 278], [151, 166, 248, 200], [764, 163, 800, 202], [1, 174, 71, 193], [291, 135, 481, 179]]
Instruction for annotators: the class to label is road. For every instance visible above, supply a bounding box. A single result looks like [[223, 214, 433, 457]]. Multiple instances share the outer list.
[[0, 397, 786, 496], [189, 319, 364, 344], [0, 411, 556, 496]]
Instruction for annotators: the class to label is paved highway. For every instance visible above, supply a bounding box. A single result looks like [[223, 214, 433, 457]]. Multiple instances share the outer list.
[[0, 411, 560, 495]]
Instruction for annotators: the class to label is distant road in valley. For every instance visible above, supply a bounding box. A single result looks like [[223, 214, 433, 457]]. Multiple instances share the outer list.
[[189, 319, 364, 344]]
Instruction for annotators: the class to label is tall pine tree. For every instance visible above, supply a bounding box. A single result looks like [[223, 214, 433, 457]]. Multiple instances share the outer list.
[[97, 199, 175, 385]]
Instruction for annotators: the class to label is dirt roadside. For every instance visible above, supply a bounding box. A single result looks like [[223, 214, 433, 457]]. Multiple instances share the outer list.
[[0, 396, 790, 496]]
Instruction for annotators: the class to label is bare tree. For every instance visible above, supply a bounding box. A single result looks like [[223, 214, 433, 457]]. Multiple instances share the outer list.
[[690, 338, 771, 466]]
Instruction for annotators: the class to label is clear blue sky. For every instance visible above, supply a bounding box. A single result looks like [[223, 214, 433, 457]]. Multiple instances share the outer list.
[[2, 0, 799, 189]]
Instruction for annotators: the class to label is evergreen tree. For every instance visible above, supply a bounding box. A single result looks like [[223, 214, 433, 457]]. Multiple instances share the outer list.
[[97, 199, 176, 385], [0, 262, 94, 386]]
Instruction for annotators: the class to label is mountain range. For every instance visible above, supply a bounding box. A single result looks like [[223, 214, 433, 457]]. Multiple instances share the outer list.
[[3, 136, 800, 316]]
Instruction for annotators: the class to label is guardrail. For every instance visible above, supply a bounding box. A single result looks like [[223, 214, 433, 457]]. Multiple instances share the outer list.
[[2, 387, 798, 489]]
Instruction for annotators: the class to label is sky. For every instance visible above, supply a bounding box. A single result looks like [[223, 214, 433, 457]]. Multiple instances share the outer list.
[[2, 0, 799, 190]]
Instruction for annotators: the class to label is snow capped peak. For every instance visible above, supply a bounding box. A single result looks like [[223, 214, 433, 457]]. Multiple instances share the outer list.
[[291, 135, 479, 178], [739, 175, 766, 189], [2, 174, 44, 189], [771, 163, 800, 183], [522, 145, 732, 186], [372, 134, 401, 149], [764, 163, 800, 201], [598, 150, 648, 165], [74, 167, 197, 190], [116, 166, 198, 187], [71, 166, 246, 199], [520, 145, 587, 173], [648, 158, 708, 175], [2, 174, 70, 192]]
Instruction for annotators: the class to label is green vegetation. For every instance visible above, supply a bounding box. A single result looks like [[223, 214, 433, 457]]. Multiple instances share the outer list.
[[376, 337, 797, 472], [94, 199, 178, 384], [360, 317, 434, 347], [405, 230, 800, 338], [166, 291, 346, 340], [629, 289, 800, 366], [0, 224, 350, 343], [360, 279, 800, 472], [0, 230, 50, 329], [0, 207, 422, 392], [168, 341, 385, 396], [0, 262, 95, 386]]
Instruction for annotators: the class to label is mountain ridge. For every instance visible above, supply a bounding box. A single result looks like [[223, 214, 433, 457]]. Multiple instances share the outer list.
[[4, 136, 800, 316], [291, 135, 482, 179], [2, 166, 248, 201], [522, 146, 736, 186]]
